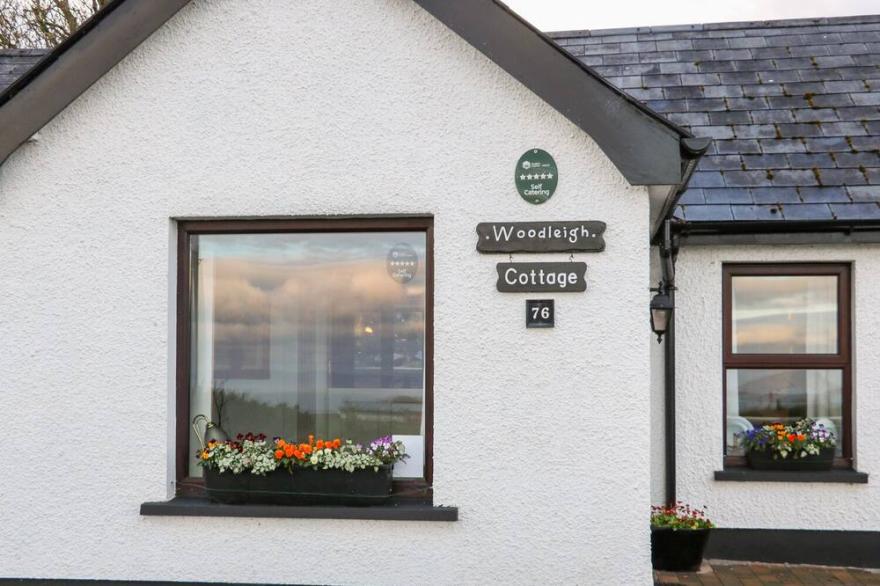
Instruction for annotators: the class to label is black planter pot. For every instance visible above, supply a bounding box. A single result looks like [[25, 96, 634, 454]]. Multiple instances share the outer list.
[[651, 527, 711, 572], [746, 446, 835, 471], [203, 468, 250, 504], [204, 466, 393, 506]]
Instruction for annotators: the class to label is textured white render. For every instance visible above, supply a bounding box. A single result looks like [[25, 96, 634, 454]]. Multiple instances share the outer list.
[[669, 245, 880, 529], [649, 248, 667, 506], [0, 1, 655, 584]]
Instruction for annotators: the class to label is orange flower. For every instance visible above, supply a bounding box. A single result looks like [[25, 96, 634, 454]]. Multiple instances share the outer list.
[[316, 440, 325, 450], [333, 439, 341, 449], [308, 434, 315, 445], [284, 444, 296, 458], [277, 439, 286, 448], [787, 434, 797, 442], [274, 449, 284, 460], [797, 434, 806, 441]]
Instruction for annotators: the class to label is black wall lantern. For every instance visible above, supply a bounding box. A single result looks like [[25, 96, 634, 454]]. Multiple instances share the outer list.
[[650, 285, 674, 343]]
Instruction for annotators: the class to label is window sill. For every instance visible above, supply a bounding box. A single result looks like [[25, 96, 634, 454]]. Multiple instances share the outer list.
[[140, 497, 458, 521], [714, 469, 868, 484]]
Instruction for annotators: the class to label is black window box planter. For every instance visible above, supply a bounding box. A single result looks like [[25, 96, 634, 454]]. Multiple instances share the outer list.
[[204, 466, 392, 507], [745, 447, 835, 471]]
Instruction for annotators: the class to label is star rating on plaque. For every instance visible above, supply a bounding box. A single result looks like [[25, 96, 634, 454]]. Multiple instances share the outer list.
[[389, 260, 416, 268], [520, 172, 554, 181]]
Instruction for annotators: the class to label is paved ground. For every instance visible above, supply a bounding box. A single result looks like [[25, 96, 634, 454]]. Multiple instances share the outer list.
[[655, 560, 880, 585]]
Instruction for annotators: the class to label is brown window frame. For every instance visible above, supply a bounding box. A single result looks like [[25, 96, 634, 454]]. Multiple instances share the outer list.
[[722, 263, 852, 469], [175, 216, 435, 500]]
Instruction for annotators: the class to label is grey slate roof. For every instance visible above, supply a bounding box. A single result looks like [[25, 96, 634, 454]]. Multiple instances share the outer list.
[[0, 50, 45, 93], [551, 15, 880, 223]]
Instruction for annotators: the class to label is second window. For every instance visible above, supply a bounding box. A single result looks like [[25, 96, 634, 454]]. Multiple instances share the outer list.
[[722, 263, 852, 467]]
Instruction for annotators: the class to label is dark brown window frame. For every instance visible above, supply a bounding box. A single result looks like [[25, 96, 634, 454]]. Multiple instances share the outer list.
[[175, 216, 435, 500], [722, 263, 852, 469]]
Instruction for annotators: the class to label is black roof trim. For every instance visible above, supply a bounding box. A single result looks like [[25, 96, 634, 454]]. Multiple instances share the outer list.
[[414, 0, 698, 185], [0, 0, 701, 188], [0, 0, 190, 166], [650, 137, 711, 241], [0, 0, 125, 109], [675, 218, 880, 245]]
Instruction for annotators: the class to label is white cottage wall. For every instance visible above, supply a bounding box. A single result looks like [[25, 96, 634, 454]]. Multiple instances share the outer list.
[[0, 0, 654, 584], [672, 245, 880, 530], [650, 247, 667, 506]]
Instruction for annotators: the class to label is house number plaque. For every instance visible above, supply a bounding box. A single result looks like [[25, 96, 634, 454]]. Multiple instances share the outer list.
[[526, 299, 555, 328]]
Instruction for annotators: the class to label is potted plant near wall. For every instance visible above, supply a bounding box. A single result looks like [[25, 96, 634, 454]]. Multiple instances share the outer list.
[[196, 433, 408, 506], [650, 503, 713, 572], [738, 418, 836, 471]]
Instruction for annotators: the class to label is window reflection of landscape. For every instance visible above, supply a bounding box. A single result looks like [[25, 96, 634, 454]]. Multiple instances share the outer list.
[[732, 275, 837, 355], [726, 369, 843, 456], [723, 265, 851, 465], [188, 231, 427, 478]]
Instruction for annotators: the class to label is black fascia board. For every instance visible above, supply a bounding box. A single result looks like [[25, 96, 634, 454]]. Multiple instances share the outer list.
[[674, 219, 880, 245], [412, 0, 695, 186], [0, 0, 192, 167], [650, 137, 712, 243], [0, 0, 126, 109]]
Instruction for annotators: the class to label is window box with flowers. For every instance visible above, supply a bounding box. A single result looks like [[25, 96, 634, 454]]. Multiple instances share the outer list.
[[197, 433, 408, 506], [737, 419, 836, 472]]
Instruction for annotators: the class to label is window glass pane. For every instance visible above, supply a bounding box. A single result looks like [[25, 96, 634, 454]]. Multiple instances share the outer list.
[[726, 369, 843, 456], [731, 275, 838, 354], [188, 231, 427, 478]]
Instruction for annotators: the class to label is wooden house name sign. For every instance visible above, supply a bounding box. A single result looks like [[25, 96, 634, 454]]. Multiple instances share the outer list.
[[476, 221, 606, 253], [496, 262, 587, 293]]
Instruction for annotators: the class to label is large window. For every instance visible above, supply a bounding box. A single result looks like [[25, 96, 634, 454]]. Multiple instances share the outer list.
[[176, 218, 433, 494], [723, 264, 851, 467]]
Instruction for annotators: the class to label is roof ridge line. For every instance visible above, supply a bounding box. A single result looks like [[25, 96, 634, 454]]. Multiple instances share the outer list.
[[546, 13, 880, 39]]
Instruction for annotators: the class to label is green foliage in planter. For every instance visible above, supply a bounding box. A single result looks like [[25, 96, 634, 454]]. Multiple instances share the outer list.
[[197, 432, 407, 476], [651, 502, 713, 530], [737, 418, 836, 460]]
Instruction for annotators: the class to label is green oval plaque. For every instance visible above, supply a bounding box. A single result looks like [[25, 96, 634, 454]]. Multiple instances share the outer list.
[[516, 149, 558, 205]]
